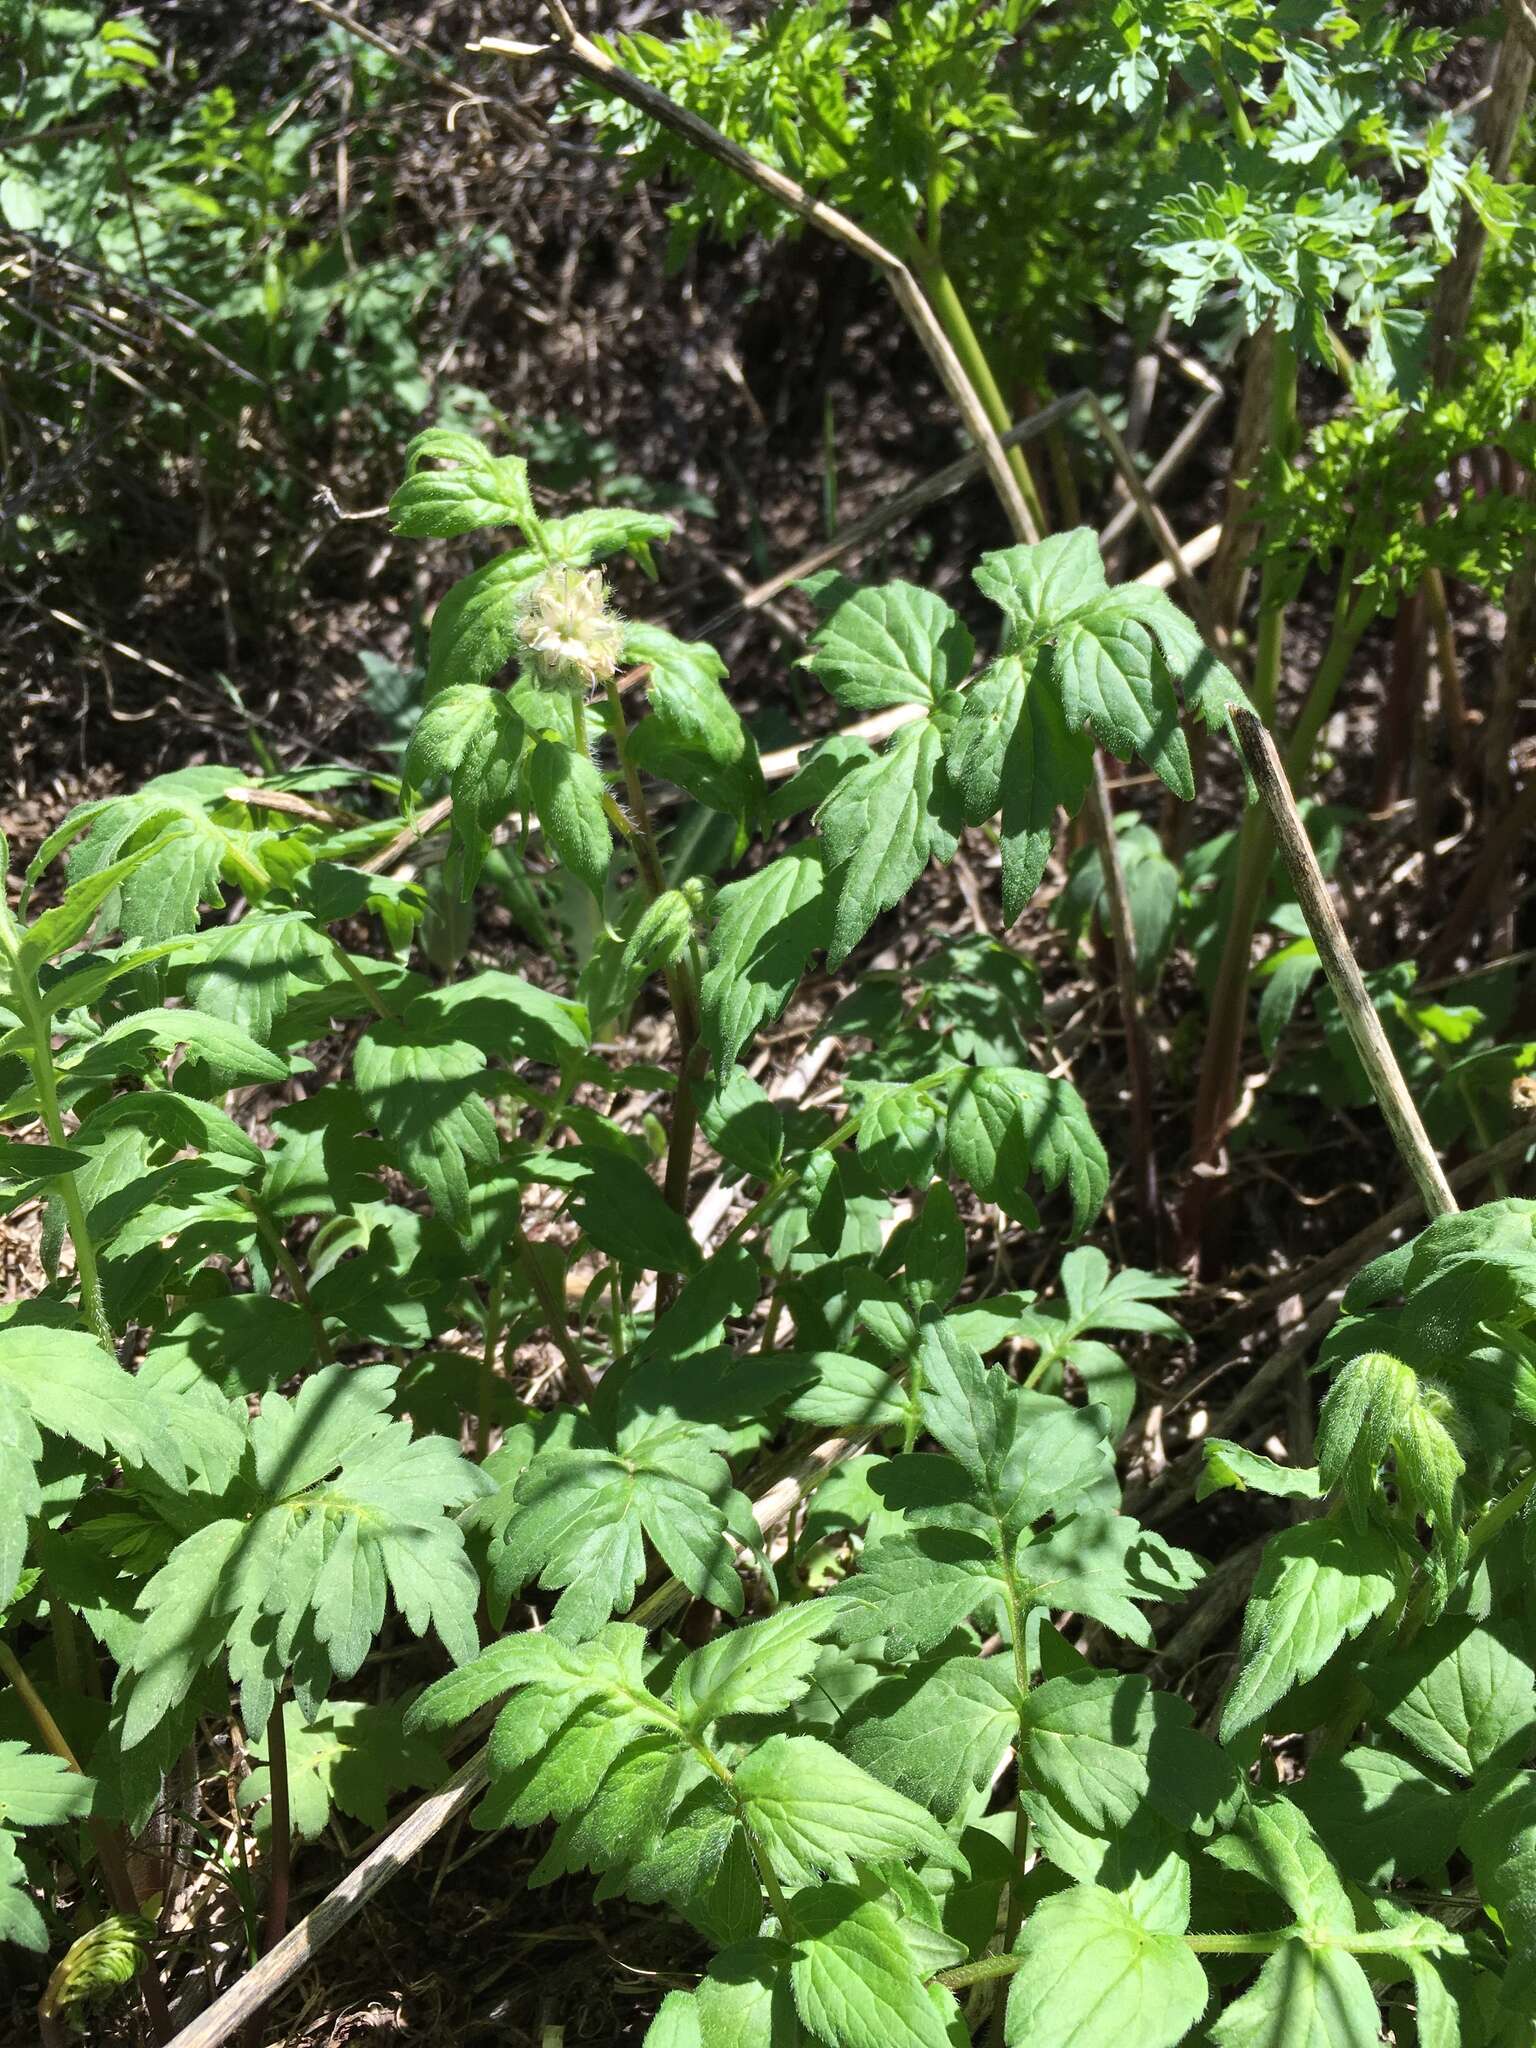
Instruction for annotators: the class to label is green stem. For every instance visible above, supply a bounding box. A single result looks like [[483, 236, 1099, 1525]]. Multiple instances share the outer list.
[[1186, 424, 1383, 1215], [1248, 343, 1298, 727], [913, 248, 1048, 536], [602, 675, 706, 1222], [514, 1220, 596, 1404], [1205, 43, 1256, 147], [20, 1007, 109, 1343], [260, 1699, 292, 1954], [46, 1580, 84, 1698], [1282, 587, 1382, 782], [475, 1274, 503, 1460], [988, 1554, 1034, 2044], [1469, 1462, 1536, 1559], [608, 1262, 631, 1360], [938, 1922, 1451, 1989], [325, 935, 398, 1023], [0, 932, 110, 1345], [239, 1194, 334, 1365], [656, 1705, 796, 1930]]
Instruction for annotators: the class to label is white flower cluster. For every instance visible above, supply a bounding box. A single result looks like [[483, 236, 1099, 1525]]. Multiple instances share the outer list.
[[516, 564, 626, 694]]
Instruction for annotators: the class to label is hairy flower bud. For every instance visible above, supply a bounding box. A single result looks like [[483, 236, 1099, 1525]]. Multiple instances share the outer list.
[[516, 564, 626, 694]]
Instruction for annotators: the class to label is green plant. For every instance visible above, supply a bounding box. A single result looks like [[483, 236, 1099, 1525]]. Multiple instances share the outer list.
[[551, 0, 1533, 1268], [0, 4, 499, 582], [1, 408, 1533, 2046], [4, 1, 1536, 2038]]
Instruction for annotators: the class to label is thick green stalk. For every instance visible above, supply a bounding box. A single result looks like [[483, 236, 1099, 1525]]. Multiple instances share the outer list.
[[1282, 587, 1381, 780], [1183, 336, 1310, 1233], [914, 250, 1048, 537], [1205, 50, 1256, 150]]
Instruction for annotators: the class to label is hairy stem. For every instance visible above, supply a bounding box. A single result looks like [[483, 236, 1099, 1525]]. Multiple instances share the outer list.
[[602, 673, 707, 1220], [986, 1556, 1035, 2043]]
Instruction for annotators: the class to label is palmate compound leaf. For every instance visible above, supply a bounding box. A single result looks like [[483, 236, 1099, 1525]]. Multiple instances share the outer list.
[[118, 1364, 490, 1754], [1004, 1884, 1207, 2048], [0, 1327, 184, 1601], [967, 529, 1253, 820], [239, 1698, 446, 1842], [483, 1411, 751, 1640], [352, 1023, 500, 1233], [1219, 1517, 1398, 1742], [35, 767, 288, 943], [406, 1627, 703, 1873], [835, 1321, 1201, 1659], [406, 1619, 965, 1964], [1003, 1245, 1187, 1437]]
